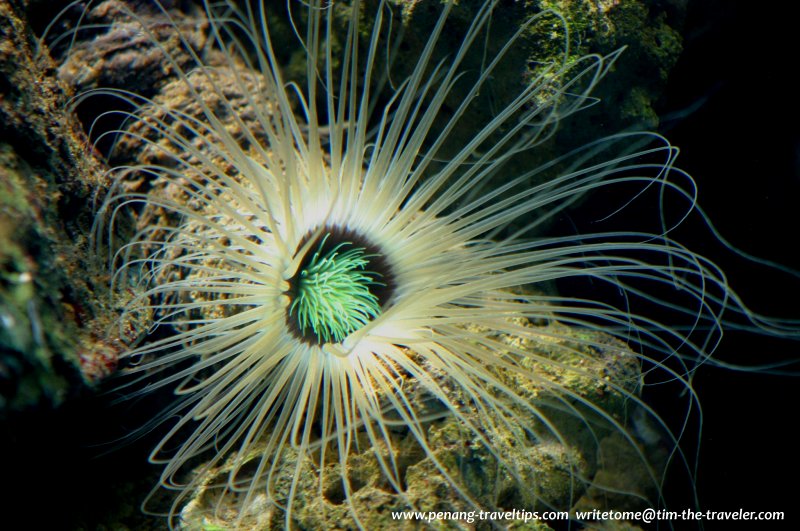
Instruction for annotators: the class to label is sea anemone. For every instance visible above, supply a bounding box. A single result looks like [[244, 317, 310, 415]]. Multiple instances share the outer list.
[[43, 0, 796, 528]]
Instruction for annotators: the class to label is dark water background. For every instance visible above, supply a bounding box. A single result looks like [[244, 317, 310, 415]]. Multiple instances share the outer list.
[[544, 0, 799, 525], [658, 0, 799, 522]]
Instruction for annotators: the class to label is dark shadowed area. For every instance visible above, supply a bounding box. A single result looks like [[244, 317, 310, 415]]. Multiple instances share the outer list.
[[659, 0, 800, 524]]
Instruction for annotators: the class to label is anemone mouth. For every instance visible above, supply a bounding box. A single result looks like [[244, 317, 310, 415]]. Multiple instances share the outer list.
[[285, 225, 395, 346]]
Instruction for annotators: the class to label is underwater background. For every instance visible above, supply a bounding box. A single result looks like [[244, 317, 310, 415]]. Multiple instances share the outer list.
[[659, 0, 800, 521], [1, 0, 798, 528]]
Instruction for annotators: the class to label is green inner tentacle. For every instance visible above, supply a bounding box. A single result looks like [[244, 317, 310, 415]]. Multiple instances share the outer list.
[[289, 235, 383, 344]]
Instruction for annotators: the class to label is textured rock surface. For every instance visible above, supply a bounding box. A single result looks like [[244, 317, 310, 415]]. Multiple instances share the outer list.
[[180, 322, 660, 530], [0, 0, 113, 416]]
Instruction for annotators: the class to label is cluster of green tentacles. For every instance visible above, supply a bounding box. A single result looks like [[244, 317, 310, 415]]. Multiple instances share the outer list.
[[289, 236, 383, 344]]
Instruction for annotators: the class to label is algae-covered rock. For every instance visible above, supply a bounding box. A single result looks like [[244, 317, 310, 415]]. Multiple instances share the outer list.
[[47, 0, 684, 170], [0, 2, 166, 529], [0, 0, 121, 416], [179, 319, 663, 530], [536, 0, 684, 131]]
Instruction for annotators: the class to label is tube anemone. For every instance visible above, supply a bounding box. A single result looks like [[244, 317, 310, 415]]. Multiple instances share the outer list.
[[45, 0, 798, 528]]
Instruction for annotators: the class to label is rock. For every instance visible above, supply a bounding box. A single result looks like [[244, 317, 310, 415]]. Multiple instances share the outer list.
[[180, 319, 661, 530]]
